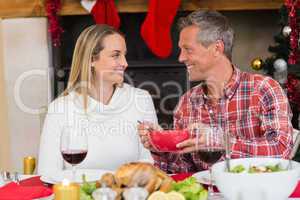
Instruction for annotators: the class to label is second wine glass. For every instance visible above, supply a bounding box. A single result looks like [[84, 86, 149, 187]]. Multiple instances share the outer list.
[[195, 125, 226, 200], [60, 126, 88, 182]]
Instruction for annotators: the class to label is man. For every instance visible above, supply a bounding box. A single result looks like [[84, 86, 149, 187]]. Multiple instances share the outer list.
[[138, 10, 293, 173]]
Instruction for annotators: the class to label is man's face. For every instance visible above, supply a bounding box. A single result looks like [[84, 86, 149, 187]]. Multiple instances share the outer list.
[[178, 25, 215, 81]]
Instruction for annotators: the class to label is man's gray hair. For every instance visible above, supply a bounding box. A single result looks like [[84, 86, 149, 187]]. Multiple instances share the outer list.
[[178, 10, 234, 60]]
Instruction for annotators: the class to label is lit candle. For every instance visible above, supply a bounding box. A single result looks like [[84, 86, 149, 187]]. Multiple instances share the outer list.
[[53, 179, 80, 200]]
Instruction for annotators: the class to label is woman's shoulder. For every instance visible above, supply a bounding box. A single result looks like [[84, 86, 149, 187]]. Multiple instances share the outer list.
[[47, 92, 74, 113], [119, 83, 155, 116], [115, 84, 153, 110], [121, 83, 151, 96]]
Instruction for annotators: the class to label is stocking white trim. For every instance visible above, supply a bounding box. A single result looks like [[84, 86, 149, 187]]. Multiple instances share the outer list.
[[80, 0, 97, 12]]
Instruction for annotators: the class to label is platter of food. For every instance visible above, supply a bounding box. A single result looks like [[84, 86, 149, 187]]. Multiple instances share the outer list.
[[79, 162, 208, 200]]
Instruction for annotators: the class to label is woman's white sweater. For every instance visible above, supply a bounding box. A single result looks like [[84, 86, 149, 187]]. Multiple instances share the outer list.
[[38, 83, 157, 176]]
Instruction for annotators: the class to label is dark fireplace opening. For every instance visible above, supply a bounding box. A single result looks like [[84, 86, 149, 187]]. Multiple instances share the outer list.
[[52, 12, 299, 129], [53, 12, 194, 128]]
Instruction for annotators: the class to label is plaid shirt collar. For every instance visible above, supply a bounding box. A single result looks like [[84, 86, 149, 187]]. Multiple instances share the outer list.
[[190, 66, 241, 105]]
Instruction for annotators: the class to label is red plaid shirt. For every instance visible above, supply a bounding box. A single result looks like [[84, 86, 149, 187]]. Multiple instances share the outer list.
[[152, 67, 293, 173]]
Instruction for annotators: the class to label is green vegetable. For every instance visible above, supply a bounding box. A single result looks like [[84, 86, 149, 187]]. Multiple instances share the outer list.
[[80, 188, 93, 200], [266, 164, 284, 172], [198, 190, 208, 200], [230, 164, 286, 173], [248, 166, 257, 174], [230, 165, 246, 173], [172, 177, 207, 200], [80, 174, 97, 200]]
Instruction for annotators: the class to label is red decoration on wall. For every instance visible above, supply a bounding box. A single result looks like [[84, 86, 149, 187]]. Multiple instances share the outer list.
[[285, 0, 300, 64], [46, 0, 63, 47], [141, 0, 181, 58], [80, 0, 120, 29]]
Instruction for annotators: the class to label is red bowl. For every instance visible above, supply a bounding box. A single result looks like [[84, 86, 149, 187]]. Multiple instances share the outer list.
[[149, 130, 190, 152]]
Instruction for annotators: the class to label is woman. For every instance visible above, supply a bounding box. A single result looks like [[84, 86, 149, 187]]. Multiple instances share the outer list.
[[38, 24, 157, 176]]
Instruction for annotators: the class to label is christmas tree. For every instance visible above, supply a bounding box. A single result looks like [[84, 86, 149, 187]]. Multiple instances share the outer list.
[[259, 6, 300, 75], [252, 4, 300, 128], [252, 1, 300, 160]]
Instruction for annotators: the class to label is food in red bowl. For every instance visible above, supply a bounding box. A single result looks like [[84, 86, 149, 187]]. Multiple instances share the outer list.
[[149, 130, 190, 152]]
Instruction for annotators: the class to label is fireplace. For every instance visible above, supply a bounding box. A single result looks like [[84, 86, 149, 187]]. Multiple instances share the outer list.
[[52, 12, 193, 128], [52, 12, 299, 129]]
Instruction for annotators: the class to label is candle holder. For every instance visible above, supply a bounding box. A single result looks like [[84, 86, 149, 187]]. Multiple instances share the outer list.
[[53, 179, 80, 200], [23, 156, 36, 175]]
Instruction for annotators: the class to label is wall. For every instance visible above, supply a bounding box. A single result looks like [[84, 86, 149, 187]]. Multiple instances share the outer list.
[[0, 19, 11, 170], [2, 18, 51, 172], [226, 10, 279, 73]]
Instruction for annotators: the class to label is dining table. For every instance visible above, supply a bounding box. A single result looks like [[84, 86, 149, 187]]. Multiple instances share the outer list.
[[1, 173, 296, 199], [9, 173, 300, 200]]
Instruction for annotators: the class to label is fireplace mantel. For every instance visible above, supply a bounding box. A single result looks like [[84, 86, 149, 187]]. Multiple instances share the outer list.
[[0, 0, 283, 19]]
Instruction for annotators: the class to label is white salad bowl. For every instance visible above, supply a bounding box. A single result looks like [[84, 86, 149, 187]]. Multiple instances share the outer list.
[[212, 157, 300, 200]]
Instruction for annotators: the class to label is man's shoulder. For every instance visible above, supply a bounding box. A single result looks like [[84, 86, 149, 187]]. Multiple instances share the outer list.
[[183, 84, 204, 98], [177, 84, 204, 107], [240, 71, 279, 88], [240, 70, 266, 80]]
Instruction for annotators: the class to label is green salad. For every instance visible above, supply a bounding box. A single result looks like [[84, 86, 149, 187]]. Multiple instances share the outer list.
[[230, 164, 286, 173], [172, 177, 208, 200], [80, 175, 97, 200]]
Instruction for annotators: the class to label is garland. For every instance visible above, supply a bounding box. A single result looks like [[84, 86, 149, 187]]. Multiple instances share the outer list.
[[285, 0, 300, 64], [46, 0, 63, 47], [287, 74, 300, 110]]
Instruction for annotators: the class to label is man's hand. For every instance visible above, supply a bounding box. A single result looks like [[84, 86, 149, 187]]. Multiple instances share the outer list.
[[176, 134, 205, 154], [137, 121, 162, 152], [176, 122, 209, 154]]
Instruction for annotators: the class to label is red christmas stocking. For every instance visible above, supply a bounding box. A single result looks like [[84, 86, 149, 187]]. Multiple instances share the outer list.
[[141, 0, 181, 58], [81, 0, 120, 29]]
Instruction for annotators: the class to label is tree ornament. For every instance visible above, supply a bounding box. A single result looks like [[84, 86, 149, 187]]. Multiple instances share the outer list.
[[282, 25, 292, 37], [273, 58, 288, 72], [251, 58, 263, 70], [273, 58, 288, 84]]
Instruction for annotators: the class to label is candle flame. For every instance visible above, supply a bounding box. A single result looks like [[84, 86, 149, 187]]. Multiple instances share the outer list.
[[62, 178, 70, 186]]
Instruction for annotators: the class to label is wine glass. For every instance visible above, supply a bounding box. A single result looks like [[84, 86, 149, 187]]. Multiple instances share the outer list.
[[195, 125, 226, 200], [60, 126, 88, 182]]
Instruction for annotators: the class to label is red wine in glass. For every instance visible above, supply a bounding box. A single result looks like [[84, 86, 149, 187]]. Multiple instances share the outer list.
[[194, 125, 226, 200], [61, 150, 88, 165], [60, 126, 88, 182], [197, 148, 225, 165]]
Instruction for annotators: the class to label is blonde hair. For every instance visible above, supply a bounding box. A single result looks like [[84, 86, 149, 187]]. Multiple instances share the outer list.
[[63, 24, 124, 110]]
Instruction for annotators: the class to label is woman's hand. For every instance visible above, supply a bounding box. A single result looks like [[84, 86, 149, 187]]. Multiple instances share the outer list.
[[137, 121, 162, 152]]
